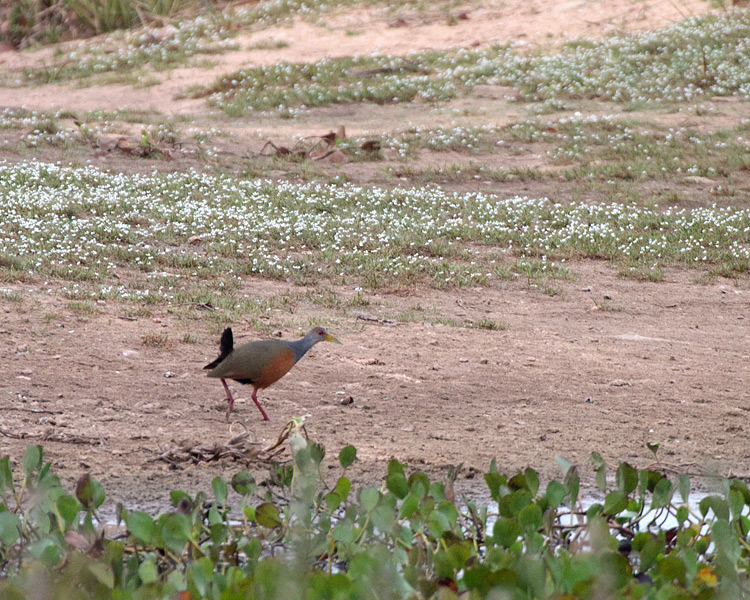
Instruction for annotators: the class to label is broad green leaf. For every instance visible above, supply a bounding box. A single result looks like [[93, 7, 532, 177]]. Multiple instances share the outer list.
[[386, 473, 408, 499], [554, 456, 573, 477], [657, 555, 686, 584], [564, 465, 580, 506], [139, 559, 158, 584], [0, 511, 22, 545], [332, 519, 354, 543], [484, 472, 504, 503], [29, 539, 59, 568], [23, 445, 42, 477], [76, 473, 96, 508], [591, 452, 607, 493], [335, 477, 351, 501], [437, 501, 458, 527], [338, 446, 356, 469], [398, 493, 419, 519], [325, 491, 341, 512], [639, 538, 663, 571], [545, 481, 567, 508], [651, 477, 674, 509], [493, 517, 520, 549], [89, 563, 115, 588], [408, 473, 431, 496], [231, 472, 256, 496], [0, 456, 13, 492], [125, 511, 155, 544], [699, 495, 731, 523], [310, 442, 325, 465], [359, 488, 379, 512], [56, 495, 79, 523], [212, 477, 228, 505], [255, 503, 282, 529], [518, 504, 542, 531], [615, 463, 638, 495], [387, 459, 405, 478], [161, 513, 193, 553], [602, 491, 628, 515], [678, 474, 690, 504], [523, 468, 540, 496]]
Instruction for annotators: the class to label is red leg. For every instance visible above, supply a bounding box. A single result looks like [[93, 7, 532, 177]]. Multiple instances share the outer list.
[[251, 388, 270, 421], [221, 379, 234, 421]]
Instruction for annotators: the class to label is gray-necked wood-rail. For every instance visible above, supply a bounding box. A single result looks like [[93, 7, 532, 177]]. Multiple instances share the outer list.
[[204, 326, 341, 421]]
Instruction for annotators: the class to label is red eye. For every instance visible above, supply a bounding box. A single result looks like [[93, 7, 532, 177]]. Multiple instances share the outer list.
[[319, 331, 325, 336]]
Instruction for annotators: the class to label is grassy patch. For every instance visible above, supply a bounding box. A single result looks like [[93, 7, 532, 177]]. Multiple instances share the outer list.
[[196, 11, 750, 115], [1, 162, 749, 306]]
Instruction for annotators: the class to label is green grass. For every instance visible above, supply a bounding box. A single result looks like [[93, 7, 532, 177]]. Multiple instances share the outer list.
[[194, 11, 750, 115], [1, 161, 749, 308]]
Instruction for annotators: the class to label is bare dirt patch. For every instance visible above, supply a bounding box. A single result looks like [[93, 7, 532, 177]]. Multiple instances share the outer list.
[[1, 264, 749, 512]]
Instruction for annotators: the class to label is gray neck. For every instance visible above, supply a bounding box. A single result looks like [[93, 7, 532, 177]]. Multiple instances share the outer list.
[[289, 333, 320, 363]]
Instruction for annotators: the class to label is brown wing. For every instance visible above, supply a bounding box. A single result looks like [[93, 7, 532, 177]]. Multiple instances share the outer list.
[[206, 339, 295, 389]]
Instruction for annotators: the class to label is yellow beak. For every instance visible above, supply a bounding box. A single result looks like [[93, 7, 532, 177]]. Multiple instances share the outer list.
[[325, 334, 342, 344]]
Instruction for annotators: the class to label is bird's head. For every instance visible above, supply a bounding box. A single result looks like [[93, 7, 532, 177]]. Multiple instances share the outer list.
[[309, 326, 342, 344]]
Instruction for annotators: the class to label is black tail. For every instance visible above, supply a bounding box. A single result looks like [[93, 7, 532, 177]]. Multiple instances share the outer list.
[[203, 328, 233, 370]]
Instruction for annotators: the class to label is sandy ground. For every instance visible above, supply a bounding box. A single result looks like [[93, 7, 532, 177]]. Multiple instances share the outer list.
[[1, 0, 749, 513]]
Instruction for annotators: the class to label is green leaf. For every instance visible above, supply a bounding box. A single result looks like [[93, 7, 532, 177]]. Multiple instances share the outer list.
[[139, 559, 158, 584], [255, 503, 282, 529], [126, 511, 155, 545], [518, 504, 542, 531], [484, 472, 505, 503], [212, 477, 228, 505], [398, 493, 419, 519], [646, 442, 660, 457], [678, 474, 690, 504], [408, 472, 431, 496], [554, 456, 573, 477], [564, 465, 580, 506], [657, 555, 686, 584], [651, 477, 674, 509], [325, 491, 341, 512], [29, 539, 59, 568], [386, 473, 408, 499], [699, 496, 729, 520], [23, 445, 42, 477], [231, 472, 255, 496], [545, 481, 567, 508], [639, 538, 663, 571], [310, 442, 325, 465], [162, 513, 193, 554], [602, 491, 628, 515], [523, 468, 539, 496], [359, 488, 379, 512], [338, 445, 357, 469], [387, 459, 405, 477], [0, 511, 22, 546], [437, 501, 459, 527], [615, 463, 638, 495], [56, 495, 80, 523], [493, 517, 520, 548], [76, 473, 96, 508], [335, 477, 351, 501], [332, 519, 354, 543], [0, 456, 13, 492], [591, 452, 607, 493], [89, 563, 115, 589]]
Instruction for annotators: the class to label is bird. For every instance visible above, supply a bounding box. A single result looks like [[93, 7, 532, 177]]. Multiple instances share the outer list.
[[204, 326, 341, 421]]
